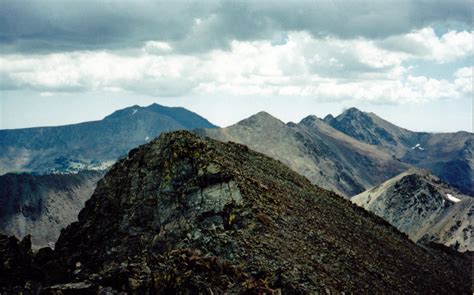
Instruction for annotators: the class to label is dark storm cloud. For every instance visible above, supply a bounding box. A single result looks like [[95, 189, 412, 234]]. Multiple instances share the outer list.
[[0, 0, 470, 54]]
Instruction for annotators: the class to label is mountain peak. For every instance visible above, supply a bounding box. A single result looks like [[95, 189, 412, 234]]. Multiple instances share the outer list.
[[326, 107, 399, 147], [104, 105, 145, 120], [236, 111, 284, 127], [340, 107, 366, 118], [323, 114, 335, 123], [299, 115, 323, 126], [253, 111, 277, 119], [104, 103, 216, 129]]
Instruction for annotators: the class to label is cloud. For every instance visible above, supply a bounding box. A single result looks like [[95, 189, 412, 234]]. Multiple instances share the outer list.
[[1, 31, 469, 104], [143, 41, 173, 55], [0, 0, 470, 54], [453, 67, 473, 94], [377, 27, 472, 63]]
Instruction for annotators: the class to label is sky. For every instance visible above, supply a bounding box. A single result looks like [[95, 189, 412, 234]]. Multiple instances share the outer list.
[[0, 0, 472, 132]]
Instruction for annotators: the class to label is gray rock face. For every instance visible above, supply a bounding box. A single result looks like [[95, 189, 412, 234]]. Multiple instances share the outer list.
[[353, 168, 473, 251], [188, 181, 242, 214]]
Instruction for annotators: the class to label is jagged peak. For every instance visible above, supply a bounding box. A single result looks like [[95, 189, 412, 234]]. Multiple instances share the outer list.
[[338, 107, 367, 119], [323, 114, 335, 123], [336, 108, 396, 130], [298, 115, 323, 126]]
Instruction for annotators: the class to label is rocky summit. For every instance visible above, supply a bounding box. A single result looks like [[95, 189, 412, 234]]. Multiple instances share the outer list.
[[1, 131, 471, 293]]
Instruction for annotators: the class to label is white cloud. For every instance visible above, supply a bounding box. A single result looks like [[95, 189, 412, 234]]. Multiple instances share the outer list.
[[0, 28, 471, 104], [143, 41, 173, 54], [453, 67, 473, 94], [378, 28, 472, 63]]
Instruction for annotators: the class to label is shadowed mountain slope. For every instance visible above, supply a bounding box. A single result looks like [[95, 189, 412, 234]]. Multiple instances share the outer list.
[[0, 171, 104, 248], [1, 131, 467, 293], [352, 168, 473, 252], [0, 103, 216, 175]]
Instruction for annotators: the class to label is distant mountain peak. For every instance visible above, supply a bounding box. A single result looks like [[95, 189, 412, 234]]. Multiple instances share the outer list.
[[327, 107, 399, 147], [323, 114, 335, 123], [0, 103, 216, 175], [253, 110, 277, 119], [342, 107, 364, 116], [236, 111, 284, 127], [299, 115, 324, 126]]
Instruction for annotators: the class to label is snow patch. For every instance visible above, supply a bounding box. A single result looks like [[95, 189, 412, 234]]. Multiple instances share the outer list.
[[132, 109, 138, 115], [411, 143, 424, 150], [446, 193, 460, 203]]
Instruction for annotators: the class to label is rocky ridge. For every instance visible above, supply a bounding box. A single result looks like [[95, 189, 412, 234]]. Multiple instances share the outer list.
[[1, 131, 470, 293], [352, 168, 473, 251]]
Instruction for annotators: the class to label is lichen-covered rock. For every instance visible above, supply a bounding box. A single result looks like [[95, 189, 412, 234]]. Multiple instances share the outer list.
[[1, 131, 471, 293]]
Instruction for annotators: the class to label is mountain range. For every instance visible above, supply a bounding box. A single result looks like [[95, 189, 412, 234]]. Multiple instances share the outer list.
[[0, 104, 471, 253], [1, 104, 470, 197], [353, 168, 473, 251], [197, 111, 410, 197], [198, 108, 472, 197], [0, 131, 470, 293], [0, 103, 216, 175], [325, 108, 473, 195]]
